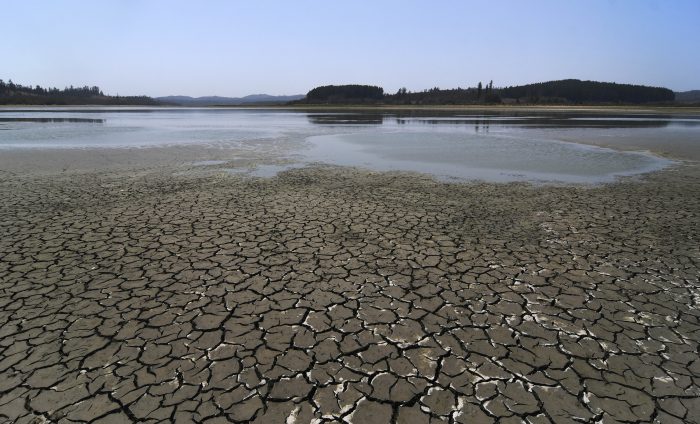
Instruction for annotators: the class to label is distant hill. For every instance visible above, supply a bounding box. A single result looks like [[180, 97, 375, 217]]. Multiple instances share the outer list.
[[498, 79, 675, 104], [298, 80, 676, 105], [294, 85, 385, 104], [3, 77, 684, 107], [157, 94, 304, 106], [675, 90, 700, 103], [0, 79, 303, 106], [0, 79, 160, 105]]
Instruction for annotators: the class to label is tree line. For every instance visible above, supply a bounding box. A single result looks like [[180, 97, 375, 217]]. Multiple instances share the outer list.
[[0, 79, 161, 105], [297, 84, 385, 104], [498, 79, 674, 103], [386, 80, 500, 105], [294, 79, 676, 105], [2, 78, 678, 106]]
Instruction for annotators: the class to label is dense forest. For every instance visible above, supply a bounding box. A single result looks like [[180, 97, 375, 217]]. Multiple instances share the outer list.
[[2, 78, 682, 106], [385, 81, 501, 105], [299, 85, 385, 104], [498, 79, 675, 103], [295, 79, 677, 105], [0, 79, 161, 105]]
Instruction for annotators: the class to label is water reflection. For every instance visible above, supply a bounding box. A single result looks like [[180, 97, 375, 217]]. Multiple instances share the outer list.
[[0, 107, 697, 183], [306, 112, 674, 129], [0, 117, 104, 123], [307, 114, 384, 125]]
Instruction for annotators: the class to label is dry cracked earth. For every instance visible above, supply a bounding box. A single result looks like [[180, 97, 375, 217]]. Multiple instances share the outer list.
[[0, 165, 699, 424]]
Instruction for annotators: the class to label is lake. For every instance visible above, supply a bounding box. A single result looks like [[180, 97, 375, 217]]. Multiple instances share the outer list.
[[1, 107, 699, 183]]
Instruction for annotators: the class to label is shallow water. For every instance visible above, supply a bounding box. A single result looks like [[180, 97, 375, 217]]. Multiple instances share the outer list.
[[1, 107, 698, 183], [305, 132, 670, 183]]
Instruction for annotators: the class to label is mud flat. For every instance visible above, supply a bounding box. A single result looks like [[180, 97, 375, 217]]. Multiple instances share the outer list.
[[0, 156, 699, 423]]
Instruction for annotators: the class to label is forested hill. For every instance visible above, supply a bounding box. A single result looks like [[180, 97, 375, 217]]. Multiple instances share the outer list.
[[296, 80, 677, 105], [2, 78, 681, 106], [675, 90, 700, 104], [0, 79, 161, 105], [296, 85, 385, 104], [498, 79, 675, 103]]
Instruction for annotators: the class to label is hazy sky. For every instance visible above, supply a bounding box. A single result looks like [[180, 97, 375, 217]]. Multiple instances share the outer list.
[[3, 0, 699, 96]]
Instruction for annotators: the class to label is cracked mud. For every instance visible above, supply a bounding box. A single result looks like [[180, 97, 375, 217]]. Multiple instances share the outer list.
[[0, 165, 699, 423]]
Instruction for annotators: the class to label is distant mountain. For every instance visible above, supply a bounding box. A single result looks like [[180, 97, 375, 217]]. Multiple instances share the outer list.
[[675, 90, 700, 103], [157, 94, 304, 106]]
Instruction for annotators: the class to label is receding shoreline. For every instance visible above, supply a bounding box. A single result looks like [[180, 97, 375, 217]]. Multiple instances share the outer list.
[[1, 105, 699, 175]]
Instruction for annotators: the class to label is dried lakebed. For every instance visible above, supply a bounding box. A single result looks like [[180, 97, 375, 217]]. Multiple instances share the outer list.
[[0, 163, 699, 423]]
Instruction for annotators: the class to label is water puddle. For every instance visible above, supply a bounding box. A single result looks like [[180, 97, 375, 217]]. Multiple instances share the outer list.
[[302, 131, 674, 184], [191, 160, 229, 166]]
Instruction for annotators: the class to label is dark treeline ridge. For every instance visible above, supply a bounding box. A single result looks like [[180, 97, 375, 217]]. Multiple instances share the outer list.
[[294, 79, 677, 105], [498, 79, 674, 104], [299, 85, 385, 104], [386, 81, 500, 105], [0, 79, 161, 105]]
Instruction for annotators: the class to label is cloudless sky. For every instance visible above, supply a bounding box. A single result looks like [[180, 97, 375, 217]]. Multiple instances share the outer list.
[[3, 0, 699, 96]]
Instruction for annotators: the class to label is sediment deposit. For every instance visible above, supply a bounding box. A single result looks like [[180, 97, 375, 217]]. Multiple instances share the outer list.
[[0, 164, 698, 423]]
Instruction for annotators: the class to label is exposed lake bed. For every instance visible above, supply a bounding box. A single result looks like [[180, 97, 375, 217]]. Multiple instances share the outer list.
[[1, 107, 699, 423]]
